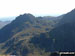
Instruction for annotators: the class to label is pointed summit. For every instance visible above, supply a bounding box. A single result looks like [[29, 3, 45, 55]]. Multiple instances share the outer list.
[[0, 13, 36, 43], [13, 13, 36, 24]]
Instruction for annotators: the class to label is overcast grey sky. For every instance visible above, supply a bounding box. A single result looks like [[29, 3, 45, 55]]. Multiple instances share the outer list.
[[0, 0, 75, 17]]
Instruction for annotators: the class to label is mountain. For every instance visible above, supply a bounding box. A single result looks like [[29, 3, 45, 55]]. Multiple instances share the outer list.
[[49, 9, 75, 52], [0, 14, 36, 43], [0, 21, 11, 29], [0, 13, 58, 56], [30, 9, 75, 52], [58, 9, 75, 26], [0, 13, 58, 43]]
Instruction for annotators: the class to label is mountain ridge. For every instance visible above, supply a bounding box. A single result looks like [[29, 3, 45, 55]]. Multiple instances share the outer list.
[[0, 9, 74, 56], [30, 9, 75, 52]]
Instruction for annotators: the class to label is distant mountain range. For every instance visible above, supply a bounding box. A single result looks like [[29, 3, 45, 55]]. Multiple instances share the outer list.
[[0, 16, 16, 21], [0, 21, 11, 29], [0, 9, 75, 56], [0, 16, 15, 29]]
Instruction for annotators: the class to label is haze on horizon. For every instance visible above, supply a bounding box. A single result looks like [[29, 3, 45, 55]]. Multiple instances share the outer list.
[[0, 0, 75, 18]]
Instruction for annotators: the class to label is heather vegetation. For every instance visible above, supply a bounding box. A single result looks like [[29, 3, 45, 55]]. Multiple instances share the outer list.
[[0, 9, 75, 56]]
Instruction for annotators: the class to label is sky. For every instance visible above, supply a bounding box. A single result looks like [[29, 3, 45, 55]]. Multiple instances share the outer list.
[[0, 0, 75, 17]]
